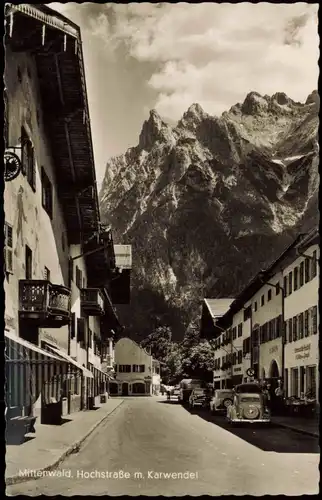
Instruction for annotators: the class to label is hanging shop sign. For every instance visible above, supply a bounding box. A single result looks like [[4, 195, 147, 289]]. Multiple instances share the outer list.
[[4, 151, 22, 181]]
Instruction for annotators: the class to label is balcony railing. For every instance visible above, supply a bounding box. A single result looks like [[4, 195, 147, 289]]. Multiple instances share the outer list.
[[19, 280, 71, 327], [81, 288, 105, 316]]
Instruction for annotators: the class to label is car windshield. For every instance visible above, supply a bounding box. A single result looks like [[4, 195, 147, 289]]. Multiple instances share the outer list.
[[235, 384, 262, 394], [217, 391, 232, 397]]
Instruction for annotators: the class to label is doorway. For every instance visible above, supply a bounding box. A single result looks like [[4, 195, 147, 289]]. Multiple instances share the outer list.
[[121, 383, 129, 396], [270, 360, 279, 379]]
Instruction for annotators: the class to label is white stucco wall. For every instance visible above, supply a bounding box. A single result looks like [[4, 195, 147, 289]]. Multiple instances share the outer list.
[[4, 48, 69, 349], [114, 338, 153, 395], [283, 243, 319, 399]]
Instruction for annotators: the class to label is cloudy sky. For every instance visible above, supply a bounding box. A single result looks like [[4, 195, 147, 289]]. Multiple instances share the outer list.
[[49, 2, 319, 189]]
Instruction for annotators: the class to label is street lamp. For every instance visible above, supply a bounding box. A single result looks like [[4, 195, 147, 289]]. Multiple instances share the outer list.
[[258, 272, 285, 385]]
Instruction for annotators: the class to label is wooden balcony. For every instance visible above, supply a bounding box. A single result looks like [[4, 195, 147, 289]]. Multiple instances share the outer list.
[[19, 280, 71, 327], [81, 288, 105, 316]]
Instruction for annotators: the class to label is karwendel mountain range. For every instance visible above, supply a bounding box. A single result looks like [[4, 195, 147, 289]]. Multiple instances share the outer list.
[[99, 90, 319, 341]]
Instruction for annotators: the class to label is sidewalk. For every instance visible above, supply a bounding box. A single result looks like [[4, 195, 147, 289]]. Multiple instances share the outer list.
[[5, 398, 124, 486], [272, 415, 319, 438]]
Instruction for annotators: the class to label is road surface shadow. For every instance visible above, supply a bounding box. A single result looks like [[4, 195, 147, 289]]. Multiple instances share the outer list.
[[182, 406, 319, 454], [157, 400, 181, 405]]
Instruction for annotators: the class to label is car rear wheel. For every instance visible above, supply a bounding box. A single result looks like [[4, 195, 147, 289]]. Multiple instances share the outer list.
[[223, 398, 233, 408]]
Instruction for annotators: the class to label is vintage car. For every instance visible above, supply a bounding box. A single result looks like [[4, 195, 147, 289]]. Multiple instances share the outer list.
[[226, 383, 271, 424], [167, 387, 180, 402], [210, 389, 234, 414], [189, 388, 208, 408]]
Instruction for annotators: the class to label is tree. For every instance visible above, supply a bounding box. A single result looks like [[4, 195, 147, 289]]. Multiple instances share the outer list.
[[181, 340, 214, 382], [141, 326, 173, 360], [141, 326, 183, 384]]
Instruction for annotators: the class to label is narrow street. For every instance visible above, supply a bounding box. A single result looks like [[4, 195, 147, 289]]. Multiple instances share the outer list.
[[7, 397, 319, 496]]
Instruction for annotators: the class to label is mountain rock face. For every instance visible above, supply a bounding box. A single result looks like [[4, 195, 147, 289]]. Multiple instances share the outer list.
[[99, 91, 319, 341]]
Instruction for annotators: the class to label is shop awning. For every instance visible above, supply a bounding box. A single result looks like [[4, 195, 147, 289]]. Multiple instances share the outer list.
[[45, 345, 94, 379], [5, 330, 66, 363]]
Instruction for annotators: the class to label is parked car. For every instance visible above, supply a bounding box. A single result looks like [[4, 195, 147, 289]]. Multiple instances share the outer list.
[[189, 388, 208, 408], [179, 378, 204, 405], [226, 383, 271, 424], [167, 387, 180, 402], [210, 389, 234, 414]]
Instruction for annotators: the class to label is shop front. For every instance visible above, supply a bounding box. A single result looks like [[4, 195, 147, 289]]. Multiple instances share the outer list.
[[259, 338, 283, 383], [284, 335, 319, 403]]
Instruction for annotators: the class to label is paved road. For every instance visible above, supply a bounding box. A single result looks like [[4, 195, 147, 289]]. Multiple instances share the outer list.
[[7, 397, 319, 496]]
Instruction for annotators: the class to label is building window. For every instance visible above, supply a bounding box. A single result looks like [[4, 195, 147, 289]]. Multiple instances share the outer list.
[[88, 329, 92, 349], [288, 318, 293, 343], [243, 306, 251, 321], [238, 323, 243, 337], [44, 266, 50, 281], [4, 222, 13, 273], [25, 245, 32, 279], [17, 65, 22, 83], [304, 310, 309, 337], [311, 306, 318, 335], [283, 276, 288, 297], [304, 258, 310, 283], [311, 251, 317, 278], [261, 295, 264, 307], [298, 313, 304, 339], [292, 316, 298, 342], [41, 167, 53, 218], [70, 312, 76, 339], [232, 327, 237, 340], [284, 321, 288, 344], [276, 282, 280, 295], [139, 365, 145, 372], [77, 318, 86, 346], [299, 262, 304, 287], [284, 368, 289, 398], [293, 267, 298, 291], [254, 301, 257, 312], [21, 131, 36, 190], [75, 266, 83, 289], [306, 366, 316, 399], [288, 271, 293, 295], [267, 289, 272, 301], [233, 352, 237, 365], [119, 365, 131, 373], [291, 368, 299, 397], [68, 258, 74, 286], [237, 350, 242, 364]]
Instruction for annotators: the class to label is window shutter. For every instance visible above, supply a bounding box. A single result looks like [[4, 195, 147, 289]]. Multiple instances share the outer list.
[[77, 318, 86, 343], [312, 306, 317, 334], [288, 318, 293, 343], [70, 313, 76, 339]]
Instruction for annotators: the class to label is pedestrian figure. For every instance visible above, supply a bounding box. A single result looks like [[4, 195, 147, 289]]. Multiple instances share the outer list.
[[263, 385, 271, 412], [167, 390, 171, 401], [275, 379, 284, 415]]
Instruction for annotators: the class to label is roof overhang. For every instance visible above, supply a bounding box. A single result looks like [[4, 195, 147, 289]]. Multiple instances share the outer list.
[[5, 4, 100, 245], [200, 298, 234, 339]]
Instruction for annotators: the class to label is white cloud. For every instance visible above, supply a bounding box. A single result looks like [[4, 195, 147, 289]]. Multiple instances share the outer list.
[[85, 2, 319, 121]]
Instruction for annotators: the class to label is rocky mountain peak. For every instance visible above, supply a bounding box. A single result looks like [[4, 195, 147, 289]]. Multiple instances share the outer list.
[[241, 91, 269, 115], [100, 91, 318, 340], [271, 92, 293, 106], [139, 109, 174, 151], [306, 90, 320, 109]]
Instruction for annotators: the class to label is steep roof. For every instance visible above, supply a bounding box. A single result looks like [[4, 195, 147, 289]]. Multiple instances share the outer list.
[[204, 298, 235, 320]]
